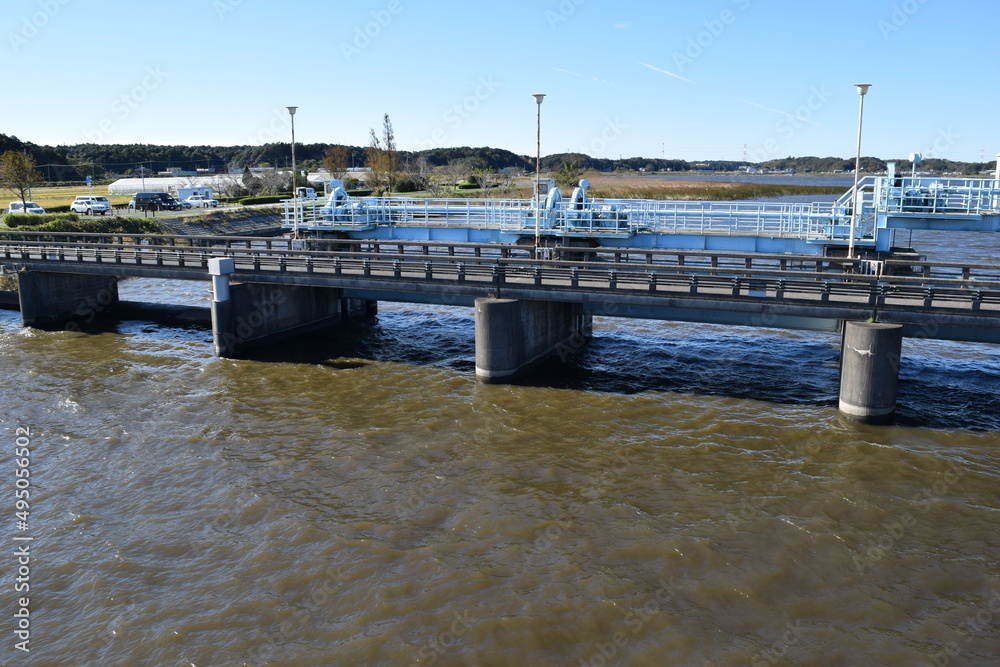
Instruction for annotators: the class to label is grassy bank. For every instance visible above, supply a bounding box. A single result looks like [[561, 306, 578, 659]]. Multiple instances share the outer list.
[[7, 174, 849, 214], [580, 174, 845, 200]]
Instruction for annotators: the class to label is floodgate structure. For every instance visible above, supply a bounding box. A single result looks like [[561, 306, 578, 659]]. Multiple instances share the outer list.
[[282, 171, 1000, 257], [3, 171, 1000, 424]]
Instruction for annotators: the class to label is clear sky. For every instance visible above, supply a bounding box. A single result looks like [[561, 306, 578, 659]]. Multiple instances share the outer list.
[[5, 0, 999, 162]]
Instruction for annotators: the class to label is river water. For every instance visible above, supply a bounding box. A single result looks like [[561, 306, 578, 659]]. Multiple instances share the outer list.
[[2, 229, 999, 666]]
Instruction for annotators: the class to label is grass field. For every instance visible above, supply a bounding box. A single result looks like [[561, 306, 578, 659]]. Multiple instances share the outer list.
[[3, 184, 132, 210], [5, 173, 847, 212]]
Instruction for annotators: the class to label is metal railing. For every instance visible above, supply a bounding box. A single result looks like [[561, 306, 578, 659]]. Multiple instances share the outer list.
[[875, 176, 1000, 215], [283, 195, 853, 239], [3, 232, 1000, 295], [280, 176, 1000, 244]]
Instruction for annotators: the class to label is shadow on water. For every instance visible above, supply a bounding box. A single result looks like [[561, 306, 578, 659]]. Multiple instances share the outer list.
[[895, 361, 1000, 431], [255, 308, 1000, 432], [518, 331, 842, 406], [43, 303, 998, 432], [245, 309, 478, 372]]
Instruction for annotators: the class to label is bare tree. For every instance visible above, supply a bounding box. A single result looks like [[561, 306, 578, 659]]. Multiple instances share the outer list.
[[441, 162, 466, 194], [215, 173, 248, 199], [258, 170, 288, 196], [323, 145, 350, 181], [424, 169, 449, 197], [0, 151, 42, 210], [366, 114, 399, 194], [472, 167, 501, 199], [496, 168, 519, 199]]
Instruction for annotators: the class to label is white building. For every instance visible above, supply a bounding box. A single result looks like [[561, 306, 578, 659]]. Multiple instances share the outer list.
[[107, 171, 334, 196]]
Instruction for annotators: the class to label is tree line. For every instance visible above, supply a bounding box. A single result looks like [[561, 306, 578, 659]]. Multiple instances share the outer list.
[[1, 129, 996, 185]]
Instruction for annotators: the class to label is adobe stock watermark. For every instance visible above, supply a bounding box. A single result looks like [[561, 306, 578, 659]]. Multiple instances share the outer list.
[[407, 611, 475, 667], [8, 0, 72, 53], [546, 0, 586, 30], [851, 461, 965, 575], [415, 76, 503, 150], [340, 0, 404, 63], [744, 85, 833, 162], [577, 118, 628, 158], [671, 0, 751, 75], [928, 588, 1000, 667], [926, 126, 960, 159], [214, 0, 244, 21], [878, 0, 929, 41], [579, 578, 682, 667], [245, 107, 291, 145], [750, 620, 808, 667], [82, 66, 169, 143]]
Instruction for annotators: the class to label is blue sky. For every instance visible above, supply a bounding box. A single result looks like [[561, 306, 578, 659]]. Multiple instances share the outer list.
[[5, 0, 999, 162]]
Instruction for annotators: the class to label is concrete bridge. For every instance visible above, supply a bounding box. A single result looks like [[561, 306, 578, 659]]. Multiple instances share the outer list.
[[3, 231, 999, 423]]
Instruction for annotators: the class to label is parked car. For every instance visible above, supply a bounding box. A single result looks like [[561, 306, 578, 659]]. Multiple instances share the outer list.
[[69, 196, 111, 216], [7, 201, 46, 214], [127, 192, 182, 212], [184, 194, 219, 208]]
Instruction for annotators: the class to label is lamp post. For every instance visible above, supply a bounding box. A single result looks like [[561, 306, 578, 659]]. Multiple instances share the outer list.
[[287, 106, 298, 234], [994, 153, 1000, 210], [849, 83, 871, 260], [532, 94, 545, 257]]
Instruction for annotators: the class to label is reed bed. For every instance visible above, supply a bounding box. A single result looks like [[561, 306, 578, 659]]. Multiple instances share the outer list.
[[580, 174, 844, 201]]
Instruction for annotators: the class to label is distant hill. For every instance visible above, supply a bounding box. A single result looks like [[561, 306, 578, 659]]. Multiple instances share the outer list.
[[1, 133, 995, 182]]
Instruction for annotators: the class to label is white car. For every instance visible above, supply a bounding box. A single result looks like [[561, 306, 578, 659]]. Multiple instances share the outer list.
[[69, 196, 111, 216], [184, 195, 219, 208], [7, 201, 46, 214]]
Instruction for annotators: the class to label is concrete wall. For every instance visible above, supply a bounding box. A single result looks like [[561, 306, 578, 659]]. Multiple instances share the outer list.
[[475, 297, 591, 383], [212, 282, 363, 357], [17, 271, 119, 328]]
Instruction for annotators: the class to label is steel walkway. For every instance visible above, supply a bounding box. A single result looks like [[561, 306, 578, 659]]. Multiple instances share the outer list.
[[280, 176, 1000, 255]]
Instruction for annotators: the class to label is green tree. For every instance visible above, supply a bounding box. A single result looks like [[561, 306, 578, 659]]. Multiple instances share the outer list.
[[554, 159, 583, 188], [0, 151, 42, 209]]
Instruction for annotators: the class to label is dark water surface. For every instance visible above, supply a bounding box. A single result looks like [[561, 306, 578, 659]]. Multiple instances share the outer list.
[[1, 230, 999, 666]]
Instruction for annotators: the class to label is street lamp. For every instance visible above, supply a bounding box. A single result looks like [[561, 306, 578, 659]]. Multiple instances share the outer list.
[[533, 93, 545, 257], [287, 106, 298, 194], [849, 83, 871, 260], [287, 106, 298, 234]]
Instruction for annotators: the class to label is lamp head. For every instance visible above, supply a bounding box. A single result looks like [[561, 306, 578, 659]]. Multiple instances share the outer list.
[[286, 106, 298, 116], [532, 94, 546, 105], [854, 84, 871, 96]]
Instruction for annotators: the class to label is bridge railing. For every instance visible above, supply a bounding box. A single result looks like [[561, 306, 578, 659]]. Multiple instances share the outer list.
[[582, 198, 843, 238], [283, 194, 858, 240], [875, 176, 1000, 215], [5, 232, 1000, 288], [5, 239, 1000, 315]]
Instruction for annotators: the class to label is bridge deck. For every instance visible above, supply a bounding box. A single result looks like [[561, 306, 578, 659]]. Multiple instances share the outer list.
[[2, 232, 999, 343]]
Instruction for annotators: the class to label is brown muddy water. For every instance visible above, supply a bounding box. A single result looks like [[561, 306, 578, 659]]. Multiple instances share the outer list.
[[1, 230, 998, 666]]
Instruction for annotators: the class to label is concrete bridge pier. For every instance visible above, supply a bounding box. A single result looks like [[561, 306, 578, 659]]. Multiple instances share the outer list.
[[209, 258, 375, 358], [838, 321, 904, 424], [17, 271, 119, 328], [475, 297, 592, 383]]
